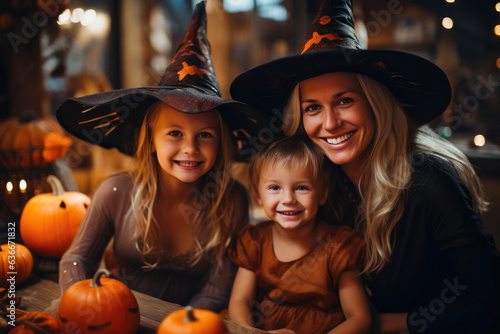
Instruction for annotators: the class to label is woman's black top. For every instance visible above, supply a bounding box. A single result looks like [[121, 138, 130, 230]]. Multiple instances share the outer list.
[[339, 153, 500, 333]]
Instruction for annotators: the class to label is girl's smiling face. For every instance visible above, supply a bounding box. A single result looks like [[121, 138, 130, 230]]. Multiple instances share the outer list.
[[300, 72, 375, 180], [151, 104, 220, 184]]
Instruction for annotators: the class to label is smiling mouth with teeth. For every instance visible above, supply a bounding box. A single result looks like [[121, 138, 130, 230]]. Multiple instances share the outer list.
[[325, 131, 355, 144], [279, 211, 302, 215], [176, 161, 202, 167]]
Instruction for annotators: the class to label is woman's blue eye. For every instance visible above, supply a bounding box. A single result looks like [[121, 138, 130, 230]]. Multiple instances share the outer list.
[[269, 185, 280, 191], [297, 186, 309, 191], [339, 97, 354, 105], [303, 104, 321, 112]]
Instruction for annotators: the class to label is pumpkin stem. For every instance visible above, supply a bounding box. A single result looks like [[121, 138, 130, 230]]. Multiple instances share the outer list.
[[90, 268, 111, 287], [47, 175, 65, 196], [184, 306, 197, 323]]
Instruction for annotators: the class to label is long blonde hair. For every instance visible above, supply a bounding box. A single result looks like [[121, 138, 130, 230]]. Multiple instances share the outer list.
[[284, 73, 488, 273], [131, 102, 240, 268]]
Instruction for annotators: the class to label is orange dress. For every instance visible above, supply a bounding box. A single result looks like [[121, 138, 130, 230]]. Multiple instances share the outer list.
[[230, 221, 365, 334]]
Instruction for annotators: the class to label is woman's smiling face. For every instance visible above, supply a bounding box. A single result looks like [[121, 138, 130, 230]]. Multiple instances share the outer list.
[[300, 72, 375, 178]]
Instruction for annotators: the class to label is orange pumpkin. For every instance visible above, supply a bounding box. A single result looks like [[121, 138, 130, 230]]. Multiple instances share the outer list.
[[42, 132, 72, 163], [19, 175, 90, 258], [58, 268, 140, 334], [157, 306, 228, 334], [0, 243, 33, 288], [10, 311, 61, 333], [0, 116, 68, 170]]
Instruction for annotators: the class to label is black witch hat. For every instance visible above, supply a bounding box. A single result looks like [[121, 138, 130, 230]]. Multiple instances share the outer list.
[[56, 1, 268, 158], [230, 0, 451, 125]]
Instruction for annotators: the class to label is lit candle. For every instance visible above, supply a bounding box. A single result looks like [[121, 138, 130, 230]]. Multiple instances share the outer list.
[[6, 181, 13, 194], [20, 179, 27, 193]]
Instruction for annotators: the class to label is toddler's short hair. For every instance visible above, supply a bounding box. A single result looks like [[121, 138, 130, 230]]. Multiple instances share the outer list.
[[248, 136, 330, 197]]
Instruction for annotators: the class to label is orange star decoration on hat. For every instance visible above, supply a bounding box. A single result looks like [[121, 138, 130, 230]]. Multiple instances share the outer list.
[[301, 31, 343, 54], [177, 61, 211, 80], [301, 14, 344, 54]]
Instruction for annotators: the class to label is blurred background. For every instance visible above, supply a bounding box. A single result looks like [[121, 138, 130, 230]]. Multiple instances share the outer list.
[[0, 0, 499, 250]]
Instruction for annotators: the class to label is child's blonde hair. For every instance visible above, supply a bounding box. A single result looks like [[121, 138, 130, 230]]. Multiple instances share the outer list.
[[248, 136, 330, 199], [131, 101, 240, 268]]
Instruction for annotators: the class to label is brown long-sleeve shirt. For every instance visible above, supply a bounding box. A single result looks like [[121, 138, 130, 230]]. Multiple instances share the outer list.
[[59, 173, 246, 311]]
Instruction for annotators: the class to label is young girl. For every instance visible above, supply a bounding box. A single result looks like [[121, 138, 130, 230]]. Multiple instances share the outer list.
[[228, 136, 371, 334], [56, 2, 266, 311]]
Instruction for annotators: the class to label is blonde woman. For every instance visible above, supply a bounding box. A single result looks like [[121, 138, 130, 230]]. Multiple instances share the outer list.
[[57, 2, 266, 311], [230, 0, 500, 332]]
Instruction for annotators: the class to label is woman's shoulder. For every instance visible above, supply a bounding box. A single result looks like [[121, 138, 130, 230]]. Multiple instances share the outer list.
[[412, 153, 457, 175], [409, 152, 476, 212], [410, 153, 463, 190]]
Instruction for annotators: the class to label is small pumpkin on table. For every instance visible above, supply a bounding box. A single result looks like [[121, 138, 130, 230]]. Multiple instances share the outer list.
[[58, 268, 140, 334], [0, 243, 33, 288], [10, 311, 61, 334], [157, 305, 228, 334]]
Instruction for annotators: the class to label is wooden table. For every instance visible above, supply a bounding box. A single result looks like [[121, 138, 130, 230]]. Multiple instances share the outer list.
[[15, 275, 267, 334]]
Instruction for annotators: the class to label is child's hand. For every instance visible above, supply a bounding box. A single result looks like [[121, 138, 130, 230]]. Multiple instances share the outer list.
[[268, 329, 297, 334]]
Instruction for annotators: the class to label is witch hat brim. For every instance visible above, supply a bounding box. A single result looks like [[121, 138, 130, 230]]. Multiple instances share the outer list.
[[57, 86, 266, 157], [230, 0, 451, 125], [56, 1, 268, 159]]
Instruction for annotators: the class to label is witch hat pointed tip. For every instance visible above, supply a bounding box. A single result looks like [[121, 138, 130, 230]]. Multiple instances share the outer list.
[[299, 0, 361, 54], [158, 0, 220, 96]]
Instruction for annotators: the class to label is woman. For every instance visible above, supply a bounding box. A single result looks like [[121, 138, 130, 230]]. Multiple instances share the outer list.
[[56, 2, 267, 312], [229, 0, 500, 332]]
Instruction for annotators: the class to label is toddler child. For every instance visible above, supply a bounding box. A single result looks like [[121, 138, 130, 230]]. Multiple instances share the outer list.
[[228, 136, 371, 333]]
